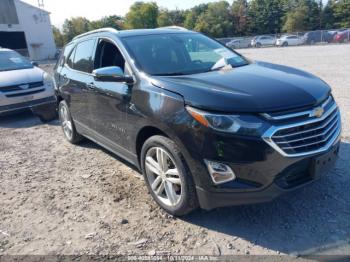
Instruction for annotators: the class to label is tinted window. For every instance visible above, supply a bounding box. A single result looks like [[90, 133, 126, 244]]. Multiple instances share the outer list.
[[67, 47, 76, 68], [56, 43, 74, 69], [72, 39, 96, 73]]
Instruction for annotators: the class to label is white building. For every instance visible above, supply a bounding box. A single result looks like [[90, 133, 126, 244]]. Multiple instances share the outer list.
[[0, 0, 56, 60]]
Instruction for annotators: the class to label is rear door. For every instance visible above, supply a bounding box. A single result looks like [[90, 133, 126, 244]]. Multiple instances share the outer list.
[[59, 38, 96, 127]]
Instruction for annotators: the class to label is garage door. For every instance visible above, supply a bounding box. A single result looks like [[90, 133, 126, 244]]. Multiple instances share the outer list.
[[0, 31, 28, 56]]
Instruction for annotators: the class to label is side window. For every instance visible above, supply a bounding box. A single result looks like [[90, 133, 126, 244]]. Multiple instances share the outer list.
[[66, 47, 76, 68], [72, 39, 96, 73], [94, 39, 125, 72], [57, 43, 74, 69]]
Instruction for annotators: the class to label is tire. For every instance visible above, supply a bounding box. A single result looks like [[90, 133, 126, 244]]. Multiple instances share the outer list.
[[58, 100, 84, 144], [31, 103, 58, 123], [141, 135, 198, 216], [282, 42, 288, 47], [256, 42, 262, 48]]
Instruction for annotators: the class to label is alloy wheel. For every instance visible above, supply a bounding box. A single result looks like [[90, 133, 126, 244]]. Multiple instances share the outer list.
[[145, 147, 182, 207], [60, 105, 73, 140]]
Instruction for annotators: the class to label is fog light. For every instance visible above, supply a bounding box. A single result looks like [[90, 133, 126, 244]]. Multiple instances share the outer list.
[[204, 160, 236, 185]]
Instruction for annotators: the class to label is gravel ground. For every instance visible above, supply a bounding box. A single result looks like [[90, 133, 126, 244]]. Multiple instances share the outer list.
[[0, 44, 349, 257]]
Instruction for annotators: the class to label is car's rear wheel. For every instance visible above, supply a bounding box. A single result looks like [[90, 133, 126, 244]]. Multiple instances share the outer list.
[[58, 100, 83, 144], [141, 135, 198, 216]]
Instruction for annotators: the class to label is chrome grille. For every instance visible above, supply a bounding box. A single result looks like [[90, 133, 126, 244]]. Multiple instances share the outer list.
[[263, 102, 341, 157]]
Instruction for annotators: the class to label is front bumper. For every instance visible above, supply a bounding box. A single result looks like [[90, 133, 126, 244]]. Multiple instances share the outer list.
[[0, 96, 57, 115], [195, 141, 340, 210]]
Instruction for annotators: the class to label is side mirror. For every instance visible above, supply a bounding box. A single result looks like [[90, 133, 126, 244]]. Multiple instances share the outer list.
[[31, 61, 39, 67], [92, 66, 134, 84]]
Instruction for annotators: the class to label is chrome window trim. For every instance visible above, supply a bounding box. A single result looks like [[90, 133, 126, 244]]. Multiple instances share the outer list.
[[262, 103, 341, 157], [261, 96, 332, 121]]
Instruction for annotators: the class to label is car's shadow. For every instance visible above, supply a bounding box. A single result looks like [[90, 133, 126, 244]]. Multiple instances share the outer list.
[[183, 141, 350, 256], [0, 110, 59, 128], [78, 139, 141, 173]]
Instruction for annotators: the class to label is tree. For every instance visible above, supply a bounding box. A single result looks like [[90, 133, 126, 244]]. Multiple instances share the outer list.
[[52, 25, 64, 47], [248, 0, 285, 34], [194, 1, 234, 37], [62, 17, 90, 42], [231, 0, 248, 35], [88, 16, 124, 32], [322, 0, 335, 29], [125, 2, 159, 29], [282, 4, 309, 32], [157, 8, 185, 27], [282, 0, 322, 32], [183, 4, 209, 29], [333, 0, 350, 28]]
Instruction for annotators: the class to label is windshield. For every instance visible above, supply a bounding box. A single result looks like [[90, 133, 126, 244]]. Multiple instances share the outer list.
[[0, 51, 33, 72], [121, 33, 249, 76]]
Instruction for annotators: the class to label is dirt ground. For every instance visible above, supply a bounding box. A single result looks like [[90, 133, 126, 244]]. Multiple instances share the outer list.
[[1, 44, 350, 257]]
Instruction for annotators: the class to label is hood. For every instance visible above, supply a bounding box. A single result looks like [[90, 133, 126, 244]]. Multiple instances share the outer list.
[[150, 61, 330, 113], [0, 67, 44, 87]]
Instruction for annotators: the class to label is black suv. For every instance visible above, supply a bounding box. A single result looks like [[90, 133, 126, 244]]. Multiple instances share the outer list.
[[54, 27, 341, 216]]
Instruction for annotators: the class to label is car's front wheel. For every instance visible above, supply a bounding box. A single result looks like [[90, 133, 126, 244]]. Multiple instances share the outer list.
[[58, 100, 83, 144], [141, 135, 198, 216]]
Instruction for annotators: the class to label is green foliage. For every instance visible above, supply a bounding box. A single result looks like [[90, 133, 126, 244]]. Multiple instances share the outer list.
[[157, 8, 185, 27], [231, 0, 248, 36], [194, 1, 234, 37], [125, 2, 158, 29], [248, 0, 285, 34], [52, 25, 64, 47], [183, 4, 209, 29], [333, 0, 350, 28], [53, 0, 350, 45], [282, 0, 322, 32]]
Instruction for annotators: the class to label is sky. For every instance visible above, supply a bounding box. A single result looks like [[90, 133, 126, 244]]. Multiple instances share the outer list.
[[21, 0, 227, 27]]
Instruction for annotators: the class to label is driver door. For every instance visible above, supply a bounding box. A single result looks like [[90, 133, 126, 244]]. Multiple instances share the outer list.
[[88, 38, 133, 151]]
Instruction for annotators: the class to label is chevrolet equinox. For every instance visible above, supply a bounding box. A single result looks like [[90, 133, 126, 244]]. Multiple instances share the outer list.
[[54, 27, 341, 216]]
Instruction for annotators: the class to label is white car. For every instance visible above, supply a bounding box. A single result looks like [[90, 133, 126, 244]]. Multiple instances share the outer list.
[[276, 35, 303, 47], [0, 48, 57, 121], [226, 38, 251, 49], [251, 35, 276, 48]]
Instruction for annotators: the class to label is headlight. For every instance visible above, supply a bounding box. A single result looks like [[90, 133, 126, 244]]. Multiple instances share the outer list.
[[186, 106, 268, 136], [43, 72, 55, 89]]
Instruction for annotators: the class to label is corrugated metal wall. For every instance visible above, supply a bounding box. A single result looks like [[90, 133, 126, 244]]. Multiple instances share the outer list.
[[0, 0, 19, 24]]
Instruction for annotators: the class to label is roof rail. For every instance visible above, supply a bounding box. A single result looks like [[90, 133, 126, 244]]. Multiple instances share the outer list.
[[73, 28, 119, 40], [156, 26, 188, 31]]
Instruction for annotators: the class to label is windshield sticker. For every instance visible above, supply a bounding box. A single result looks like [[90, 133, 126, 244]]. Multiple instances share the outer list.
[[230, 56, 245, 63], [214, 48, 235, 59], [10, 57, 24, 64]]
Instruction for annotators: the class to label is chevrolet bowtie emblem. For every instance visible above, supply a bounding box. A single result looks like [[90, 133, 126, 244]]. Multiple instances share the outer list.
[[310, 107, 324, 118]]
